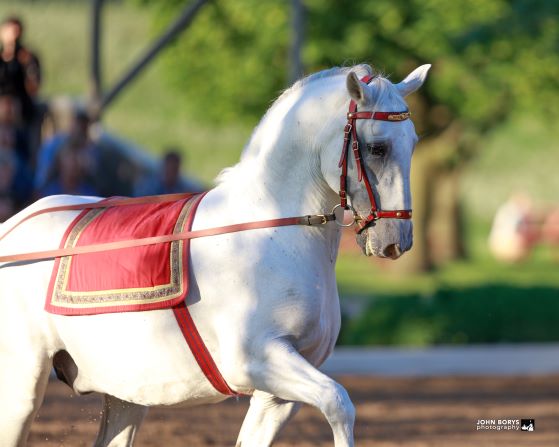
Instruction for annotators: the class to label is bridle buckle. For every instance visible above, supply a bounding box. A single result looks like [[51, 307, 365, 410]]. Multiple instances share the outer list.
[[305, 214, 329, 225], [387, 112, 411, 121]]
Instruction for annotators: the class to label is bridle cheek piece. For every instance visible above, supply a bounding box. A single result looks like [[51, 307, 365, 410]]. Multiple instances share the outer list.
[[338, 74, 413, 234]]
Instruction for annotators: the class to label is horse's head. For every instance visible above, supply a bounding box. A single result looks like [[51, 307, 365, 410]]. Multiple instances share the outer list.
[[323, 65, 430, 259]]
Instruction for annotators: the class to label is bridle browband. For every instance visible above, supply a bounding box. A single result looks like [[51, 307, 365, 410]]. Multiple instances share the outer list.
[[339, 74, 412, 233], [0, 73, 414, 263]]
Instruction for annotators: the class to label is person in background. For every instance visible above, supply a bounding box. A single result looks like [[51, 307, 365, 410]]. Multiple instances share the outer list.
[[541, 208, 559, 261], [38, 143, 98, 198], [0, 150, 16, 222], [0, 16, 41, 129], [134, 149, 204, 196], [34, 109, 99, 196], [0, 93, 29, 162], [0, 194, 14, 222], [488, 193, 540, 263], [0, 94, 32, 210]]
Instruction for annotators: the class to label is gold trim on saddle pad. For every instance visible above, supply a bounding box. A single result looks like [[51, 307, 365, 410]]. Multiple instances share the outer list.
[[48, 196, 198, 312]]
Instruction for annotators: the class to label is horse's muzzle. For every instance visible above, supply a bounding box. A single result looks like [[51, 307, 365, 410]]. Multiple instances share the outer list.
[[383, 243, 403, 260]]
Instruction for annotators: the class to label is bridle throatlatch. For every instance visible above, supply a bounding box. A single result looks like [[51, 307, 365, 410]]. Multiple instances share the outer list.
[[338, 74, 413, 233]]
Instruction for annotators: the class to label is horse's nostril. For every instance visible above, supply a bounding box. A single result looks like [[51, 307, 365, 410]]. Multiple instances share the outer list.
[[383, 243, 402, 259]]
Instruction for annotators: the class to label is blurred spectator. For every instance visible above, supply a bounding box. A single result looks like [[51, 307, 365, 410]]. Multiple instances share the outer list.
[[134, 149, 204, 196], [542, 208, 559, 257], [0, 150, 16, 222], [0, 16, 41, 128], [35, 109, 99, 196], [0, 93, 30, 162], [38, 144, 98, 197], [0, 94, 32, 208], [0, 195, 14, 222], [488, 194, 540, 263]]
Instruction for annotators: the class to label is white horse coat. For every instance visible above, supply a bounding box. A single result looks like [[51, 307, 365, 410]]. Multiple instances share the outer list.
[[0, 63, 430, 447]]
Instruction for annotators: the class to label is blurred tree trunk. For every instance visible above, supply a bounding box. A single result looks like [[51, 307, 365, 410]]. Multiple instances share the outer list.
[[289, 0, 305, 84], [385, 123, 465, 273], [429, 168, 467, 265]]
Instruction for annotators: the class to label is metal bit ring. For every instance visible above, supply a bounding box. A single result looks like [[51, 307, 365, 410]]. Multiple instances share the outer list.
[[332, 204, 357, 227]]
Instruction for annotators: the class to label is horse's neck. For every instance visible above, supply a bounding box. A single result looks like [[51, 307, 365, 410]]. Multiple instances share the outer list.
[[217, 81, 343, 220]]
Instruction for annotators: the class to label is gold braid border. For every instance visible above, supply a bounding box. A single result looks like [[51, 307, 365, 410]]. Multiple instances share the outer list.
[[50, 198, 195, 309]]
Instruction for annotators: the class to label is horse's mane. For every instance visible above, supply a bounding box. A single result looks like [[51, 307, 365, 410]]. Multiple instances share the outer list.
[[215, 64, 400, 185], [277, 64, 374, 103]]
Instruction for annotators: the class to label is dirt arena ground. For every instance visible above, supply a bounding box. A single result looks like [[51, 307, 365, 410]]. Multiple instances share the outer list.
[[29, 375, 559, 446]]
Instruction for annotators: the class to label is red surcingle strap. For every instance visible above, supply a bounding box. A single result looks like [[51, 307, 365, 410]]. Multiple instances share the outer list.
[[173, 301, 240, 396]]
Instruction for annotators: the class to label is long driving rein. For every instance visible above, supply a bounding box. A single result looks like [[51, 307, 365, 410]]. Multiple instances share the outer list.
[[0, 75, 412, 264]]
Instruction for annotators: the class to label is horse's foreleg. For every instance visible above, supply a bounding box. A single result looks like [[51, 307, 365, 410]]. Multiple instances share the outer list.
[[235, 390, 301, 447], [93, 394, 148, 447], [245, 341, 355, 447]]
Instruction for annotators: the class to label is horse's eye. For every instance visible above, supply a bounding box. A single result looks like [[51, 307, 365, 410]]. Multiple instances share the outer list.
[[367, 142, 387, 157]]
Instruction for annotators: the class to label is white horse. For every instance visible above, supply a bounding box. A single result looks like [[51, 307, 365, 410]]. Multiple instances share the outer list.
[[0, 63, 430, 447]]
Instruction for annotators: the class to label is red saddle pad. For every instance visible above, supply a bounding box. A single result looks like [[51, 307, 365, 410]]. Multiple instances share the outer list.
[[46, 194, 202, 315]]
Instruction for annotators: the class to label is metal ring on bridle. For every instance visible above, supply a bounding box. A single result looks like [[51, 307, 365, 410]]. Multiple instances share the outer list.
[[331, 204, 357, 227]]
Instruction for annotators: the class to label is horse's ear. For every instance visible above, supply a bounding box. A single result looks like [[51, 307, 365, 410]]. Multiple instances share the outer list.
[[346, 72, 370, 105], [395, 64, 431, 97]]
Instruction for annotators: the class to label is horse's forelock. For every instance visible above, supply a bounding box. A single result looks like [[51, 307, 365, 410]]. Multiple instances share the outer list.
[[369, 77, 408, 111], [302, 64, 373, 85], [286, 64, 374, 95], [282, 65, 407, 111]]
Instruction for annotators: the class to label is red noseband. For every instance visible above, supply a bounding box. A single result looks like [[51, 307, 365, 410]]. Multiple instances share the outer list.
[[339, 74, 413, 233]]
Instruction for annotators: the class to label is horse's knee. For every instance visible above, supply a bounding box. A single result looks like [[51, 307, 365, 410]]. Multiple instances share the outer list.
[[236, 391, 300, 447], [319, 381, 355, 427]]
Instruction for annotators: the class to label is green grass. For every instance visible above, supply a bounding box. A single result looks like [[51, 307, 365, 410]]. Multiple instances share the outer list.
[[338, 284, 559, 346], [335, 218, 559, 346], [336, 217, 559, 297]]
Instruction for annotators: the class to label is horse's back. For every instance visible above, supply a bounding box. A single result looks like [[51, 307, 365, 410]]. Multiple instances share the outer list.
[[0, 195, 102, 255]]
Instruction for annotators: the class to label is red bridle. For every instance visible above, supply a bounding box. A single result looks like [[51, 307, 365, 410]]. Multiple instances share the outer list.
[[339, 74, 413, 233]]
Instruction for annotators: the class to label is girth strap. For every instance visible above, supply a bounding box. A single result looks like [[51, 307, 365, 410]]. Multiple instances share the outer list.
[[173, 300, 240, 396]]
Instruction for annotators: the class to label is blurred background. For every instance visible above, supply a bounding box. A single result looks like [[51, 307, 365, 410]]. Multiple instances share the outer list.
[[2, 0, 558, 348]]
